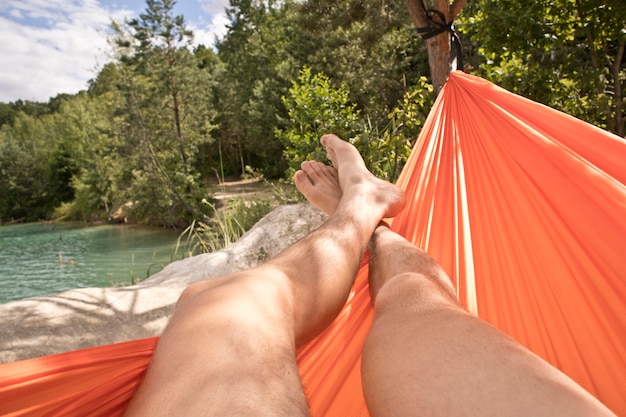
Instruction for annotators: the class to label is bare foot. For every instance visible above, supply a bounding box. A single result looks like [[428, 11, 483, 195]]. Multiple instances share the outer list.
[[320, 134, 406, 218], [294, 161, 342, 216]]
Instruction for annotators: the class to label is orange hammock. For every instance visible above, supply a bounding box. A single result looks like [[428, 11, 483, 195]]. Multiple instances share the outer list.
[[1, 72, 625, 417]]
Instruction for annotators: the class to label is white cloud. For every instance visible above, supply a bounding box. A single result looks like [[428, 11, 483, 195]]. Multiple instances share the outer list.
[[196, 0, 231, 15], [0, 0, 133, 102], [0, 0, 230, 103], [189, 0, 231, 48], [8, 8, 24, 19], [191, 12, 229, 48]]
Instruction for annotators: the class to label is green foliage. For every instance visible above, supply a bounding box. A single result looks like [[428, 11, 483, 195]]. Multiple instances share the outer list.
[[214, 0, 302, 178], [0, 110, 75, 222], [213, 0, 427, 178], [296, 0, 428, 126], [355, 77, 434, 182], [277, 68, 433, 182], [53, 93, 123, 221], [277, 67, 361, 174], [458, 0, 625, 135], [4, 0, 623, 229], [173, 197, 275, 256]]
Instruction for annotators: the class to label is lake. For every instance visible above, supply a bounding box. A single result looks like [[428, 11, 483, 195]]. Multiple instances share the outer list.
[[0, 222, 182, 304]]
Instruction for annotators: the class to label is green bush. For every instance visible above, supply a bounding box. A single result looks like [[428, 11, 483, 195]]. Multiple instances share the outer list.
[[276, 67, 361, 176]]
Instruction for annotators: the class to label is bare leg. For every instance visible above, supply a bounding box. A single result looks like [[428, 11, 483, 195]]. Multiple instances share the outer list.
[[362, 226, 617, 417], [279, 154, 614, 417], [123, 134, 405, 417]]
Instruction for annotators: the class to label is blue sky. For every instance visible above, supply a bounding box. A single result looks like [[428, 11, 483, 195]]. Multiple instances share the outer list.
[[0, 0, 231, 103]]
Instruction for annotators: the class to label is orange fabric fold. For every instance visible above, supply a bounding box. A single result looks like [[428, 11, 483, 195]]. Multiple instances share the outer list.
[[1, 72, 624, 416], [0, 337, 157, 417]]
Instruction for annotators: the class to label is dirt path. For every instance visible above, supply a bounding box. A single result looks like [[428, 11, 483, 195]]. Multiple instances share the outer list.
[[209, 178, 276, 204]]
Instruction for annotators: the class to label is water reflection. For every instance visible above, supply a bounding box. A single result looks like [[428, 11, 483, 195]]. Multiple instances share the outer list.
[[0, 223, 180, 304]]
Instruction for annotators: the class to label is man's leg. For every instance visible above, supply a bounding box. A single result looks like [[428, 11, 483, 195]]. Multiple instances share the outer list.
[[123, 134, 405, 417], [361, 226, 617, 417], [264, 155, 615, 417]]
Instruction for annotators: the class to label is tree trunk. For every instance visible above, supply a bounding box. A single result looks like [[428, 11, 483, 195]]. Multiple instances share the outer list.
[[609, 40, 624, 137], [171, 86, 189, 175], [405, 0, 468, 94]]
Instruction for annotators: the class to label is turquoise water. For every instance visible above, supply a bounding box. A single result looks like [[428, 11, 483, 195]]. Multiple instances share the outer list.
[[0, 223, 181, 304]]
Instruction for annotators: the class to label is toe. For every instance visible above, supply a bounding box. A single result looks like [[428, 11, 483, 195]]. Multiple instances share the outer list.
[[320, 134, 339, 147], [293, 170, 310, 188], [313, 161, 334, 180], [309, 161, 326, 177], [301, 162, 318, 183], [294, 170, 311, 190]]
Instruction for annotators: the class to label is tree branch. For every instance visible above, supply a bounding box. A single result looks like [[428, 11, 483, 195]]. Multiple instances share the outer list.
[[611, 40, 624, 136], [404, 0, 429, 28], [450, 0, 469, 21]]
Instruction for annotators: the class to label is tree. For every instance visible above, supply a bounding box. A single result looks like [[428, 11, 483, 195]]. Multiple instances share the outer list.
[[127, 0, 196, 175], [459, 0, 625, 136], [110, 0, 218, 225], [574, 0, 624, 135], [404, 0, 469, 93], [215, 0, 302, 177], [214, 0, 432, 178], [0, 111, 69, 222], [295, 0, 429, 126], [52, 92, 123, 221]]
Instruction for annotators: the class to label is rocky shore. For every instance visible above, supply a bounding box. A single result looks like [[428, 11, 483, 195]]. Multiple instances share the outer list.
[[0, 203, 326, 364]]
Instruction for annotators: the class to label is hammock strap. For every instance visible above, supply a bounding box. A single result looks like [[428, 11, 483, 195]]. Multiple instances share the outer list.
[[416, 6, 464, 71]]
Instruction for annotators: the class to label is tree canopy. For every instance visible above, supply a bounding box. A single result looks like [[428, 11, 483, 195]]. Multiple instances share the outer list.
[[0, 0, 623, 225]]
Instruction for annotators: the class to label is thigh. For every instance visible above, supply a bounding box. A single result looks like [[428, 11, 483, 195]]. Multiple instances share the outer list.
[[124, 271, 310, 417]]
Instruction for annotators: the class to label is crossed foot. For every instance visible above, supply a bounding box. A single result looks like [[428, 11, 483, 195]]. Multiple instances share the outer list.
[[294, 134, 405, 219], [294, 160, 341, 216]]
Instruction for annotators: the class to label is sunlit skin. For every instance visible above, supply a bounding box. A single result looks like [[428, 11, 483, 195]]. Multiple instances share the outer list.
[[123, 134, 405, 416], [124, 134, 616, 417], [294, 160, 341, 216]]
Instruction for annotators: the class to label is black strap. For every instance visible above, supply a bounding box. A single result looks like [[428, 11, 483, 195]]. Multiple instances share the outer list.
[[416, 7, 464, 71]]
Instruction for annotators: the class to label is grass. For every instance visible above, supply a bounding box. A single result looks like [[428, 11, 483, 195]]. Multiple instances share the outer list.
[[172, 195, 279, 259], [121, 179, 301, 284]]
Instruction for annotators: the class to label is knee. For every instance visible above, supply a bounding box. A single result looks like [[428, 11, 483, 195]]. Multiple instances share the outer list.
[[373, 272, 459, 314], [176, 280, 215, 306], [175, 271, 268, 305], [174, 270, 295, 326], [174, 276, 240, 316], [372, 272, 422, 310]]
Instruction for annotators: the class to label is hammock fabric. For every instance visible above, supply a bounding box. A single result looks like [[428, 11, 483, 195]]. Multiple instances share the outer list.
[[0, 72, 624, 416]]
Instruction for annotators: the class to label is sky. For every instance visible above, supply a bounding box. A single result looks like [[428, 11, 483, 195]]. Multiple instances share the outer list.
[[0, 0, 231, 103]]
